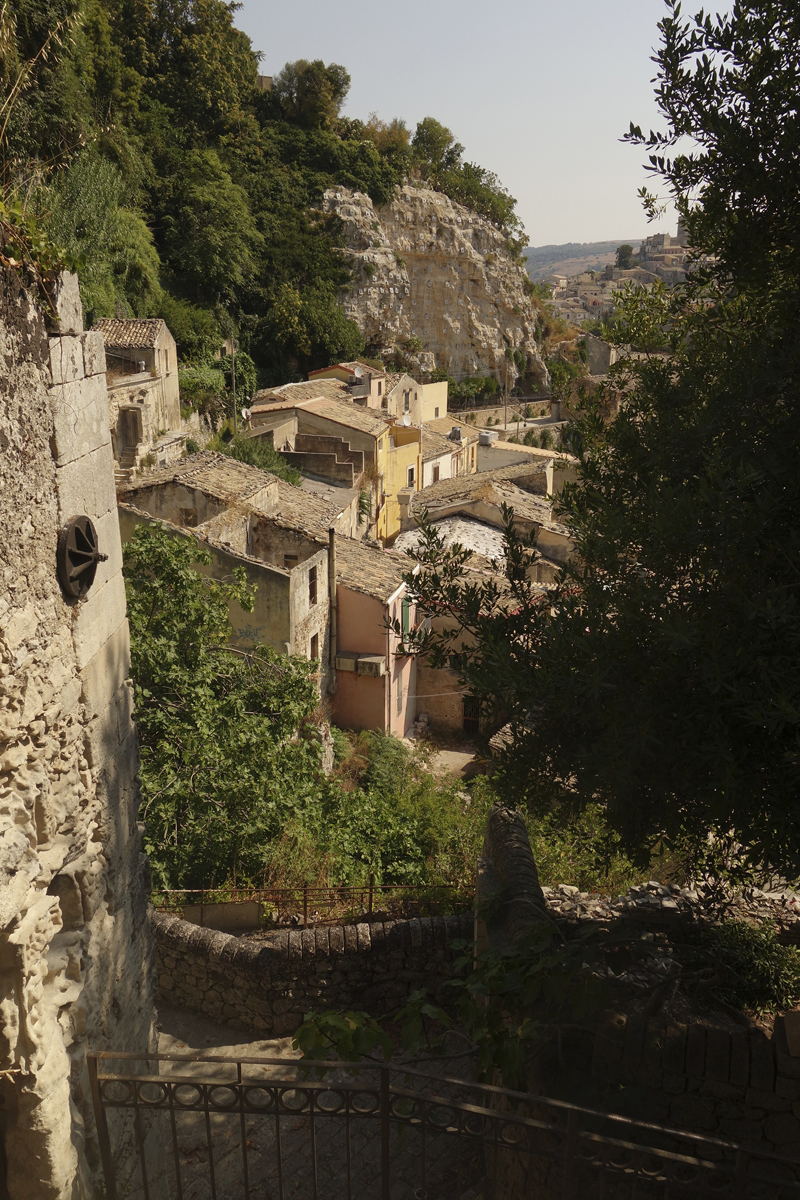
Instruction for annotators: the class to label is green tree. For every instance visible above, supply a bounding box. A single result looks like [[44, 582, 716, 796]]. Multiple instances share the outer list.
[[615, 243, 634, 269], [123, 524, 323, 887], [399, 0, 800, 883], [161, 148, 262, 307], [272, 59, 350, 129]]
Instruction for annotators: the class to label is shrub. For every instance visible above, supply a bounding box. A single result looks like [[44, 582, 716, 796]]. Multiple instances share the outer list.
[[185, 438, 201, 455], [223, 434, 301, 485], [696, 922, 800, 1014]]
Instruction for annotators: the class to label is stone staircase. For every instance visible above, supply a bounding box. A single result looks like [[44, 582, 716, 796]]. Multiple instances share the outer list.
[[114, 448, 138, 488]]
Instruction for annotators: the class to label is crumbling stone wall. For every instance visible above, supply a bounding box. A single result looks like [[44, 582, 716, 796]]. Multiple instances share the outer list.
[[481, 805, 800, 1157], [154, 910, 472, 1035], [0, 269, 155, 1199]]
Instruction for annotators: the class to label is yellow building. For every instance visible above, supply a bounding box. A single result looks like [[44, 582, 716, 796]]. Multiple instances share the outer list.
[[377, 422, 421, 544]]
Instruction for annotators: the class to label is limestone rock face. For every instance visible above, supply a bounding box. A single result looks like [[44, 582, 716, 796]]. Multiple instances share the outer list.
[[0, 270, 156, 1198], [321, 184, 548, 388]]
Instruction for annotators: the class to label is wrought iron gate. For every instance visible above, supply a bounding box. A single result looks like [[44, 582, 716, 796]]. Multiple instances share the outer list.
[[88, 1051, 800, 1200]]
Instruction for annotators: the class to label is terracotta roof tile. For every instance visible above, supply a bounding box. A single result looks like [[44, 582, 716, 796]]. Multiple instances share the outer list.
[[93, 318, 168, 349]]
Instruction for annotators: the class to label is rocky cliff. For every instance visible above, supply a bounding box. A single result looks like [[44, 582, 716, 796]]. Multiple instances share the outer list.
[[321, 184, 548, 387]]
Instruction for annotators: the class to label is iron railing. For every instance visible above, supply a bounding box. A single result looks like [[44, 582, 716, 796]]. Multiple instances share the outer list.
[[88, 1051, 800, 1200], [151, 877, 470, 929]]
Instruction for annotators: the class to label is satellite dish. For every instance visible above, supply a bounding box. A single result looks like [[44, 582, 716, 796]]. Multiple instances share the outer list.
[[353, 366, 363, 378], [241, 408, 252, 421], [402, 412, 411, 427]]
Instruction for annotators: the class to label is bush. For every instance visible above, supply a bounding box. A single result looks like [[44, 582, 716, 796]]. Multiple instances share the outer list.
[[696, 922, 800, 1014], [540, 428, 554, 450], [524, 429, 539, 447], [185, 438, 201, 455], [223, 434, 301, 485]]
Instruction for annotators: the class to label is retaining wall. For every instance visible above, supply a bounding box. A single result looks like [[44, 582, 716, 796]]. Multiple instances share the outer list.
[[154, 910, 472, 1036], [481, 805, 800, 1158]]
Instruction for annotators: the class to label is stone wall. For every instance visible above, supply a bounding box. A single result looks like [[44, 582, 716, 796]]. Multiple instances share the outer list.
[[154, 909, 472, 1035], [480, 805, 800, 1157], [0, 269, 155, 1199], [321, 185, 548, 387]]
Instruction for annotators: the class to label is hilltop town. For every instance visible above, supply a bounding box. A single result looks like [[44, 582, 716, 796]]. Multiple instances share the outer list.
[[3, 2, 800, 1198]]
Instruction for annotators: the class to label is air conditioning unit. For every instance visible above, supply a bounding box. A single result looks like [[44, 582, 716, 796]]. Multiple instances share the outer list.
[[357, 655, 386, 677]]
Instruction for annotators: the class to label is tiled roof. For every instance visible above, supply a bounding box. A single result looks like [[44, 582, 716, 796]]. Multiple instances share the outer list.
[[421, 428, 460, 462], [309, 360, 385, 379], [119, 451, 275, 504], [269, 479, 351, 537], [411, 463, 568, 534], [251, 380, 349, 408], [93, 318, 167, 349], [303, 397, 389, 436], [335, 538, 406, 601], [383, 372, 402, 395]]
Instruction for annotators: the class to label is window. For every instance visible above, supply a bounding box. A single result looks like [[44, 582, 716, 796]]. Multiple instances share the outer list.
[[378, 381, 382, 396], [310, 633, 319, 660], [401, 598, 411, 638], [396, 670, 403, 715], [284, 554, 298, 570], [449, 652, 463, 672], [432, 465, 440, 483], [462, 696, 480, 735], [165, 349, 170, 373], [434, 407, 440, 418], [404, 391, 410, 412], [178, 508, 197, 528], [407, 465, 415, 488], [308, 565, 317, 606]]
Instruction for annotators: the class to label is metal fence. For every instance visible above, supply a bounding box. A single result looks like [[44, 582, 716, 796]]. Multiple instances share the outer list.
[[151, 878, 470, 929], [88, 1051, 800, 1200]]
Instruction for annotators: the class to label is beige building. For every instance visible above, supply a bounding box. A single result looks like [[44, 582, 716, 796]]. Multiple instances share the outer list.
[[308, 360, 387, 407], [93, 317, 183, 481]]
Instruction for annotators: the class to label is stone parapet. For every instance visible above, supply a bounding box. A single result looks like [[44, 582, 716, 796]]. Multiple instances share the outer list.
[[154, 909, 472, 1036]]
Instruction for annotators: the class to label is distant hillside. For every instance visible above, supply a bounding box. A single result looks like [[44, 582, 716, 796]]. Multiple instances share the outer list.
[[524, 240, 642, 282]]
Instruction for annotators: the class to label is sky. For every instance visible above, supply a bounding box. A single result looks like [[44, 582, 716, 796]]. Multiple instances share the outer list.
[[236, 0, 679, 248]]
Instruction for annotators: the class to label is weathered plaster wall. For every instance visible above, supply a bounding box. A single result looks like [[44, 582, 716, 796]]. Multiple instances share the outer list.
[[0, 270, 155, 1199], [154, 909, 472, 1036], [321, 185, 548, 386]]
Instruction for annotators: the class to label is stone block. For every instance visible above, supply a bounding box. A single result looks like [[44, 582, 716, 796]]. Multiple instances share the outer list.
[[765, 1112, 800, 1145], [720, 1118, 765, 1143], [49, 336, 84, 386], [685, 1025, 707, 1078], [343, 925, 358, 954], [356, 923, 370, 952], [369, 923, 385, 951], [745, 1087, 791, 1112], [72, 574, 127, 672], [622, 1015, 646, 1076], [776, 1076, 800, 1100], [672, 1092, 717, 1131], [50, 374, 110, 467], [705, 1028, 730, 1082], [750, 1035, 776, 1092], [51, 271, 83, 334], [56, 441, 117, 525], [729, 1033, 749, 1087], [702, 1080, 743, 1100], [79, 618, 131, 722], [314, 928, 329, 955], [301, 929, 316, 958], [662, 1073, 686, 1094], [81, 331, 106, 377], [662, 1024, 687, 1075], [328, 926, 345, 956]]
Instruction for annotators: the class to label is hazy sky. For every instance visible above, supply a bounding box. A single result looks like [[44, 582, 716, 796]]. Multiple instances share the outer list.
[[237, 0, 679, 248]]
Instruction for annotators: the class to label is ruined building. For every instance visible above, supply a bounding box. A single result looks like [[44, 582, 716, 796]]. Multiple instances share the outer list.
[[0, 270, 155, 1198]]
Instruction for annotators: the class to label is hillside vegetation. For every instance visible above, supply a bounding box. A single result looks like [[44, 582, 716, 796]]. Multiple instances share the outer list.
[[524, 240, 642, 281], [4, 1, 523, 385]]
